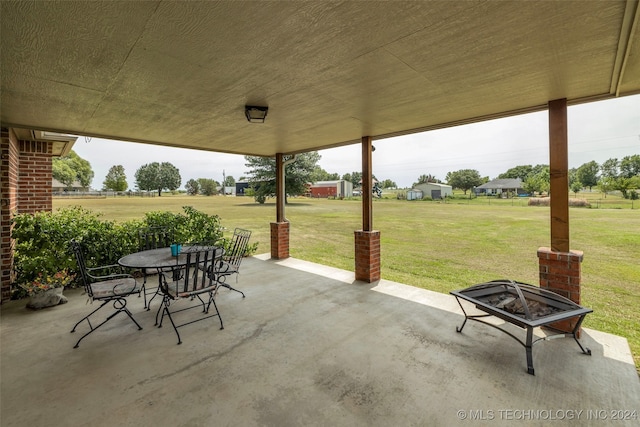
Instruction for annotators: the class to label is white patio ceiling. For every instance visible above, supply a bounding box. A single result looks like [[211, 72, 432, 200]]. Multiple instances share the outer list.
[[1, 1, 639, 156]]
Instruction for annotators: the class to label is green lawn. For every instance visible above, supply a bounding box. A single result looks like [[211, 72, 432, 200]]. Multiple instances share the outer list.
[[53, 194, 640, 372]]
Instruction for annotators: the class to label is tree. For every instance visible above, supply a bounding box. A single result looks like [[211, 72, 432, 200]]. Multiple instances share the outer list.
[[52, 161, 77, 189], [576, 161, 599, 191], [185, 179, 200, 195], [380, 179, 397, 189], [310, 166, 340, 183], [342, 172, 362, 187], [601, 158, 619, 180], [445, 169, 483, 194], [520, 166, 549, 196], [620, 154, 640, 178], [197, 178, 218, 196], [102, 165, 128, 191], [52, 150, 94, 188], [223, 175, 236, 187], [568, 167, 578, 188], [134, 162, 181, 196], [570, 180, 582, 197], [497, 165, 534, 182], [598, 176, 615, 198], [413, 174, 439, 187], [612, 177, 634, 199], [244, 152, 321, 204]]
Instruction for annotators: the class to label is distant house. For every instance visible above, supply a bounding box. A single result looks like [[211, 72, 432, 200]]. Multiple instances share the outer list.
[[52, 179, 85, 192], [413, 182, 453, 199], [308, 180, 353, 198], [475, 178, 525, 197]]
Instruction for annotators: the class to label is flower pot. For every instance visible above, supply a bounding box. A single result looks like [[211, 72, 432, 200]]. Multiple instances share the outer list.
[[27, 287, 68, 309]]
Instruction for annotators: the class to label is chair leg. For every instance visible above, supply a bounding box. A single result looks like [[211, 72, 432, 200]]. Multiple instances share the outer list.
[[220, 283, 245, 298], [218, 274, 245, 298], [146, 285, 162, 311], [163, 306, 182, 345], [157, 297, 182, 345], [155, 294, 168, 326], [71, 298, 142, 348], [207, 293, 224, 330]]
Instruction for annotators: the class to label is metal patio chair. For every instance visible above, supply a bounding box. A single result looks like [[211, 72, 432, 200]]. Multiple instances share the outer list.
[[137, 227, 174, 309], [70, 240, 142, 348], [156, 245, 225, 344], [216, 228, 251, 298]]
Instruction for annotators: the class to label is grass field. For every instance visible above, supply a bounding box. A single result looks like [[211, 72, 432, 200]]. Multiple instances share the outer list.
[[53, 194, 640, 372]]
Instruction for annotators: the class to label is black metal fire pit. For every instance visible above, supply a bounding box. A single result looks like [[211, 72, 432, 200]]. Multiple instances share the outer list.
[[450, 279, 592, 375]]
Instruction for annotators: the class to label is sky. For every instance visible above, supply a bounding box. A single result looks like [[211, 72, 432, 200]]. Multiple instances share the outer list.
[[71, 94, 640, 190]]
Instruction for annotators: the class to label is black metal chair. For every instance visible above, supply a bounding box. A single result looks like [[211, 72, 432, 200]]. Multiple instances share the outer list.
[[156, 246, 225, 344], [137, 227, 173, 310], [216, 228, 251, 298], [70, 240, 143, 348]]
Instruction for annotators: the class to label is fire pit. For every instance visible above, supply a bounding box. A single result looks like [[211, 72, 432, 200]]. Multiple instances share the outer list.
[[450, 279, 592, 375]]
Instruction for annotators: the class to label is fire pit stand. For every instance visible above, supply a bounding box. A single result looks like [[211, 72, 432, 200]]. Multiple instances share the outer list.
[[451, 279, 592, 375]]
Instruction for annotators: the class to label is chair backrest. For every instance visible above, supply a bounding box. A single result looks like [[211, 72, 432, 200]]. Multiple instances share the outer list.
[[69, 240, 94, 298], [138, 227, 173, 251], [171, 246, 225, 294], [224, 228, 251, 268]]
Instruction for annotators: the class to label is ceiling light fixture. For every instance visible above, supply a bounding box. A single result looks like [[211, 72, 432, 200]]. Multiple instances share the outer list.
[[245, 105, 269, 123]]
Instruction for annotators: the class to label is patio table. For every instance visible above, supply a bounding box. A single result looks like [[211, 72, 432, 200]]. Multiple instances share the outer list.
[[118, 245, 222, 309]]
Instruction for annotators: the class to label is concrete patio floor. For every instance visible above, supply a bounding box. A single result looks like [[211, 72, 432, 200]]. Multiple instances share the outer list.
[[1, 254, 638, 427]]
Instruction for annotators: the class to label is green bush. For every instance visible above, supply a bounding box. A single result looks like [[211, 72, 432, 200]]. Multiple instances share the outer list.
[[11, 206, 226, 299]]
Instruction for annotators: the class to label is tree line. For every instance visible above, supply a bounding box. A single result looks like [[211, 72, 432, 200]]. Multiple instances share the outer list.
[[494, 156, 640, 199], [53, 154, 184, 197], [53, 150, 639, 201]]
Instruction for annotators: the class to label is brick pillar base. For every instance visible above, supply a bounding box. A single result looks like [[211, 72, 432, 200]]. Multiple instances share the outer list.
[[270, 222, 290, 259], [537, 247, 584, 333], [354, 230, 380, 283]]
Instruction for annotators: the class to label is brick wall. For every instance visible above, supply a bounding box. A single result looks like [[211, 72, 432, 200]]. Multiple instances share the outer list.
[[0, 129, 53, 302], [18, 140, 52, 212], [270, 221, 290, 259], [354, 230, 380, 282], [537, 246, 583, 333]]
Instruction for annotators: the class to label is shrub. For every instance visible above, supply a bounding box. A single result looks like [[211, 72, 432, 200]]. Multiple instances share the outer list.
[[568, 198, 591, 207], [527, 197, 590, 207], [11, 206, 226, 299]]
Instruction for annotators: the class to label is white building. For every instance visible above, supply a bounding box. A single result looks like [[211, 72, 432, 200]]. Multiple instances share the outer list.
[[413, 182, 453, 199]]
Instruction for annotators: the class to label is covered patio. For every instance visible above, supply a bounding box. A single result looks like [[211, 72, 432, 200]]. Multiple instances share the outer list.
[[3, 1, 640, 297], [1, 3, 639, 424], [1, 255, 638, 426]]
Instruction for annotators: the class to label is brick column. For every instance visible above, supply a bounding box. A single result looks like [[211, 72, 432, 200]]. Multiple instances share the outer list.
[[270, 221, 289, 259], [0, 130, 53, 303], [18, 140, 53, 212], [1, 128, 19, 302], [355, 230, 380, 282], [537, 247, 584, 333]]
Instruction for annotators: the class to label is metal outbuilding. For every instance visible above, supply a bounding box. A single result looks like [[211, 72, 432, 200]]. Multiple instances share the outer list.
[[414, 183, 453, 200]]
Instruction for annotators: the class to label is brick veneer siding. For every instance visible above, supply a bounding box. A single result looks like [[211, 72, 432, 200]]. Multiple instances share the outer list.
[[537, 246, 584, 333], [0, 128, 54, 302], [354, 230, 380, 282], [18, 140, 52, 212], [270, 221, 290, 259]]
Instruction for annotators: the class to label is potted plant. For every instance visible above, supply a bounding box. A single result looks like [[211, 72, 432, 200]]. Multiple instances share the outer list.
[[22, 270, 73, 309]]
